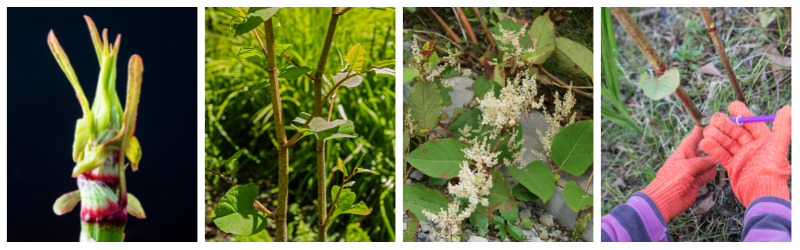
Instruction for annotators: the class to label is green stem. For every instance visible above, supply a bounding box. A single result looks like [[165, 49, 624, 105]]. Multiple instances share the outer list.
[[263, 19, 289, 242], [312, 8, 342, 242]]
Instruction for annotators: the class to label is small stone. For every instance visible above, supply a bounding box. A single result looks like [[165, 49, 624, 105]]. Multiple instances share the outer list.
[[419, 220, 433, 233], [528, 236, 543, 242], [517, 201, 528, 210], [554, 230, 561, 237], [519, 209, 532, 220], [540, 229, 549, 240], [405, 179, 414, 185], [467, 236, 488, 242], [539, 214, 555, 228], [523, 230, 536, 239], [415, 231, 431, 242], [410, 170, 424, 181]]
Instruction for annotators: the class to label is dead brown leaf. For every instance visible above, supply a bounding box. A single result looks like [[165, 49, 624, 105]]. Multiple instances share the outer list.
[[697, 62, 724, 77], [694, 195, 716, 216]]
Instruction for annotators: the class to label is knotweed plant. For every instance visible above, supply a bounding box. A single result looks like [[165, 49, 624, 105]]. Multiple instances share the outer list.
[[206, 7, 393, 242], [50, 16, 145, 242], [403, 10, 594, 242]]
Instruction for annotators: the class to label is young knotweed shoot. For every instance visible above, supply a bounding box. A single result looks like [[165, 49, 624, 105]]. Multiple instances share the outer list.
[[50, 16, 145, 242]]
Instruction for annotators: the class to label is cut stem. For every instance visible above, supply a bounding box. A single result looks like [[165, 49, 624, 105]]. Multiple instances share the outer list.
[[471, 7, 496, 49], [699, 7, 746, 105], [425, 7, 462, 43], [455, 7, 478, 43]]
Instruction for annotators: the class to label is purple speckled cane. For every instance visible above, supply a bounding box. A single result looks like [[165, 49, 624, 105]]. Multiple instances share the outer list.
[[729, 115, 776, 125]]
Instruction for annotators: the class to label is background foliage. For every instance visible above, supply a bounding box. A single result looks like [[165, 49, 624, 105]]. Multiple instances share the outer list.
[[204, 7, 395, 242]]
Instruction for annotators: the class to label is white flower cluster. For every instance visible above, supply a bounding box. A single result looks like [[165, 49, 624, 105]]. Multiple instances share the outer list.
[[533, 84, 576, 160], [491, 23, 538, 67], [478, 75, 544, 130], [462, 136, 501, 168], [411, 36, 423, 64], [422, 161, 492, 242]]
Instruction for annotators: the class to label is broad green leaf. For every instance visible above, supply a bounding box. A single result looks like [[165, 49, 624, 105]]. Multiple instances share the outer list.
[[237, 47, 265, 65], [497, 225, 507, 241], [552, 37, 594, 80], [403, 68, 421, 82], [404, 210, 420, 242], [278, 65, 311, 80], [403, 127, 410, 153], [424, 52, 440, 71], [572, 212, 592, 241], [507, 225, 524, 242], [308, 118, 358, 140], [471, 75, 501, 100], [639, 68, 680, 100], [408, 81, 444, 131], [492, 64, 506, 86], [403, 183, 449, 221], [434, 80, 452, 107], [232, 230, 273, 242], [491, 19, 528, 52], [213, 183, 269, 236], [475, 171, 518, 221], [550, 120, 593, 176], [531, 7, 546, 17], [563, 181, 593, 212], [53, 190, 80, 215], [509, 161, 555, 203], [345, 223, 372, 242], [512, 184, 539, 201], [470, 211, 490, 236], [491, 214, 505, 225], [345, 43, 366, 73], [126, 193, 146, 219], [72, 118, 90, 162], [325, 72, 363, 88], [429, 177, 448, 186], [233, 7, 282, 36], [439, 66, 459, 78], [331, 185, 372, 215], [525, 12, 556, 64], [406, 138, 468, 179]]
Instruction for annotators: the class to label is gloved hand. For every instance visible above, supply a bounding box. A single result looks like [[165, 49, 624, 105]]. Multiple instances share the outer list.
[[699, 102, 791, 207], [642, 126, 717, 221]]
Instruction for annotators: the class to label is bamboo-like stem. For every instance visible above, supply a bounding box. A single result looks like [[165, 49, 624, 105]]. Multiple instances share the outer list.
[[471, 7, 496, 49], [535, 65, 593, 99], [699, 7, 746, 105], [312, 9, 341, 242], [609, 7, 704, 127], [425, 7, 462, 43], [263, 19, 289, 242], [455, 7, 478, 43]]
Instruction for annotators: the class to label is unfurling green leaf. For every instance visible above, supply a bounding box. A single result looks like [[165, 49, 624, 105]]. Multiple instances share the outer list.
[[308, 118, 358, 140], [213, 183, 269, 236], [522, 218, 532, 228], [125, 136, 142, 171], [72, 118, 91, 162], [331, 185, 372, 215], [72, 145, 111, 177], [563, 181, 593, 213], [406, 138, 468, 179], [403, 183, 449, 221], [509, 160, 555, 203], [552, 37, 594, 80], [53, 190, 80, 215], [639, 68, 680, 100], [126, 193, 146, 219], [550, 120, 593, 176], [345, 43, 366, 73], [337, 157, 348, 176], [233, 7, 282, 36]]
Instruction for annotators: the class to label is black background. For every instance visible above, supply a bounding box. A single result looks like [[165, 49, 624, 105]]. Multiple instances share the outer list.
[[7, 8, 197, 242]]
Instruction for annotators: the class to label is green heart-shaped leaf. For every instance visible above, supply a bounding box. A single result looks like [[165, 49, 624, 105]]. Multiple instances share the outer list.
[[639, 68, 680, 100]]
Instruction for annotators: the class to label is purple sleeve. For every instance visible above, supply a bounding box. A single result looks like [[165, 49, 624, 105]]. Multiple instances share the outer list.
[[742, 196, 791, 242], [601, 192, 670, 242]]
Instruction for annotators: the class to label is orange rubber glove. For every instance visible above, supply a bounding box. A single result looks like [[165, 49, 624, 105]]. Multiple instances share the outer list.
[[699, 102, 791, 207], [642, 126, 717, 221]]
